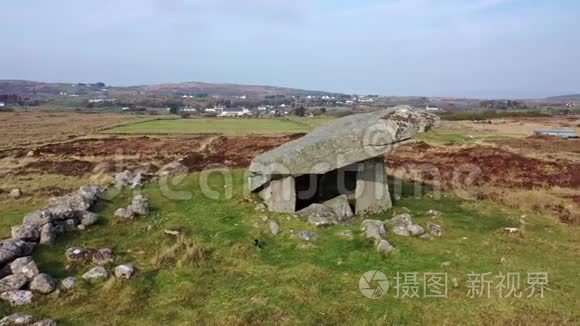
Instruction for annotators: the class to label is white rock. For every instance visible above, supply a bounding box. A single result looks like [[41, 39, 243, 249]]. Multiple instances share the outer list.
[[0, 290, 33, 305], [114, 264, 135, 279]]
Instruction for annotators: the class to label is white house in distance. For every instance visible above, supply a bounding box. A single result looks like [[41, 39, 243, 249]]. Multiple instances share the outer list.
[[218, 107, 251, 117], [425, 105, 440, 111], [0, 102, 5, 107]]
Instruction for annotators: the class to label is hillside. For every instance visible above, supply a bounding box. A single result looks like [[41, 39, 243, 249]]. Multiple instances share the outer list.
[[0, 80, 339, 99], [545, 94, 580, 101]]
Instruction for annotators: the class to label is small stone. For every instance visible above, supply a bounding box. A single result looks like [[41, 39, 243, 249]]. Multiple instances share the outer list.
[[63, 219, 77, 232], [0, 313, 33, 325], [128, 195, 150, 216], [407, 224, 425, 236], [39, 223, 56, 245], [392, 225, 410, 237], [0, 274, 29, 292], [361, 219, 386, 240], [255, 203, 266, 211], [419, 233, 432, 239], [65, 247, 92, 263], [32, 319, 57, 326], [504, 227, 520, 234], [30, 273, 56, 294], [11, 225, 40, 242], [78, 211, 99, 226], [376, 239, 395, 253], [427, 222, 443, 237], [114, 208, 135, 220], [386, 213, 413, 226], [441, 261, 451, 267], [22, 209, 53, 226], [77, 224, 86, 231], [296, 230, 319, 241], [427, 209, 442, 216], [336, 230, 354, 238], [82, 266, 109, 281], [0, 290, 33, 305], [8, 188, 22, 198], [307, 214, 336, 227], [114, 264, 135, 279], [60, 276, 77, 290], [92, 248, 115, 265], [269, 220, 280, 235], [10, 257, 39, 278]]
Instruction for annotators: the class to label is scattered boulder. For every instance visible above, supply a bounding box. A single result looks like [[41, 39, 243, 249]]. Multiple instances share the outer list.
[[11, 225, 40, 242], [427, 209, 442, 217], [269, 220, 280, 235], [0, 290, 33, 306], [158, 161, 188, 177], [376, 239, 395, 253], [8, 188, 22, 199], [78, 211, 99, 226], [23, 209, 53, 226], [361, 220, 386, 240], [128, 195, 150, 216], [60, 276, 77, 290], [386, 213, 413, 227], [0, 239, 36, 265], [30, 274, 56, 294], [504, 227, 521, 234], [321, 195, 354, 222], [92, 248, 115, 266], [115, 170, 132, 188], [48, 192, 91, 211], [407, 224, 425, 236], [427, 222, 443, 237], [254, 203, 266, 211], [392, 224, 410, 237], [63, 219, 77, 233], [0, 313, 34, 325], [45, 205, 75, 221], [82, 266, 108, 281], [39, 223, 56, 245], [0, 274, 29, 292], [10, 257, 39, 278], [296, 230, 319, 241], [299, 204, 337, 227], [114, 264, 135, 279], [114, 208, 135, 220], [65, 247, 92, 263], [32, 319, 57, 326], [336, 230, 354, 238]]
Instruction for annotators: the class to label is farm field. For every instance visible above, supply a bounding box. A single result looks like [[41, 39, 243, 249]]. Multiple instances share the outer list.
[[105, 117, 334, 135], [0, 111, 150, 150]]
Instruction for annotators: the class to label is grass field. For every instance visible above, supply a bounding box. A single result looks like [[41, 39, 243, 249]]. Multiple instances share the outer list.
[[105, 117, 334, 135], [1, 170, 578, 325]]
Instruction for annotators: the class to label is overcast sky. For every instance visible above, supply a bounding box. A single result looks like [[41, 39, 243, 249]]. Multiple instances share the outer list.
[[1, 0, 579, 98]]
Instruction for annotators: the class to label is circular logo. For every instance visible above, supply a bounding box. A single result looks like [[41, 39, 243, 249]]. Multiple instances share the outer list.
[[359, 270, 389, 299]]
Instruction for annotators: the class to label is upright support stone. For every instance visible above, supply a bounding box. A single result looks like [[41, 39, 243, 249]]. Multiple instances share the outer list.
[[259, 176, 296, 213], [355, 157, 392, 214]]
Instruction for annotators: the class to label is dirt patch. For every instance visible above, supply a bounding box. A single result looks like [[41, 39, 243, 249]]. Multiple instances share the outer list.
[[389, 143, 580, 189], [490, 136, 580, 157], [6, 134, 304, 176], [19, 160, 95, 177]]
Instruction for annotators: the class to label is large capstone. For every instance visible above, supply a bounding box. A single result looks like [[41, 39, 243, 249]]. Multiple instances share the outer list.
[[249, 106, 439, 214]]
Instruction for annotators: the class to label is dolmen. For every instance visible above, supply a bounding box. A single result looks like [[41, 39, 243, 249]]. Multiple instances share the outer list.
[[249, 106, 439, 216]]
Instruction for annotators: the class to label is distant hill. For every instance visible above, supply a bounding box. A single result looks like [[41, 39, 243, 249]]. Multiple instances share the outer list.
[[0, 80, 340, 99], [545, 94, 580, 101]]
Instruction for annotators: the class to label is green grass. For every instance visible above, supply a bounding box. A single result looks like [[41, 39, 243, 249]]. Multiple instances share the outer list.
[[104, 117, 334, 135], [1, 170, 579, 325], [417, 131, 514, 144]]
